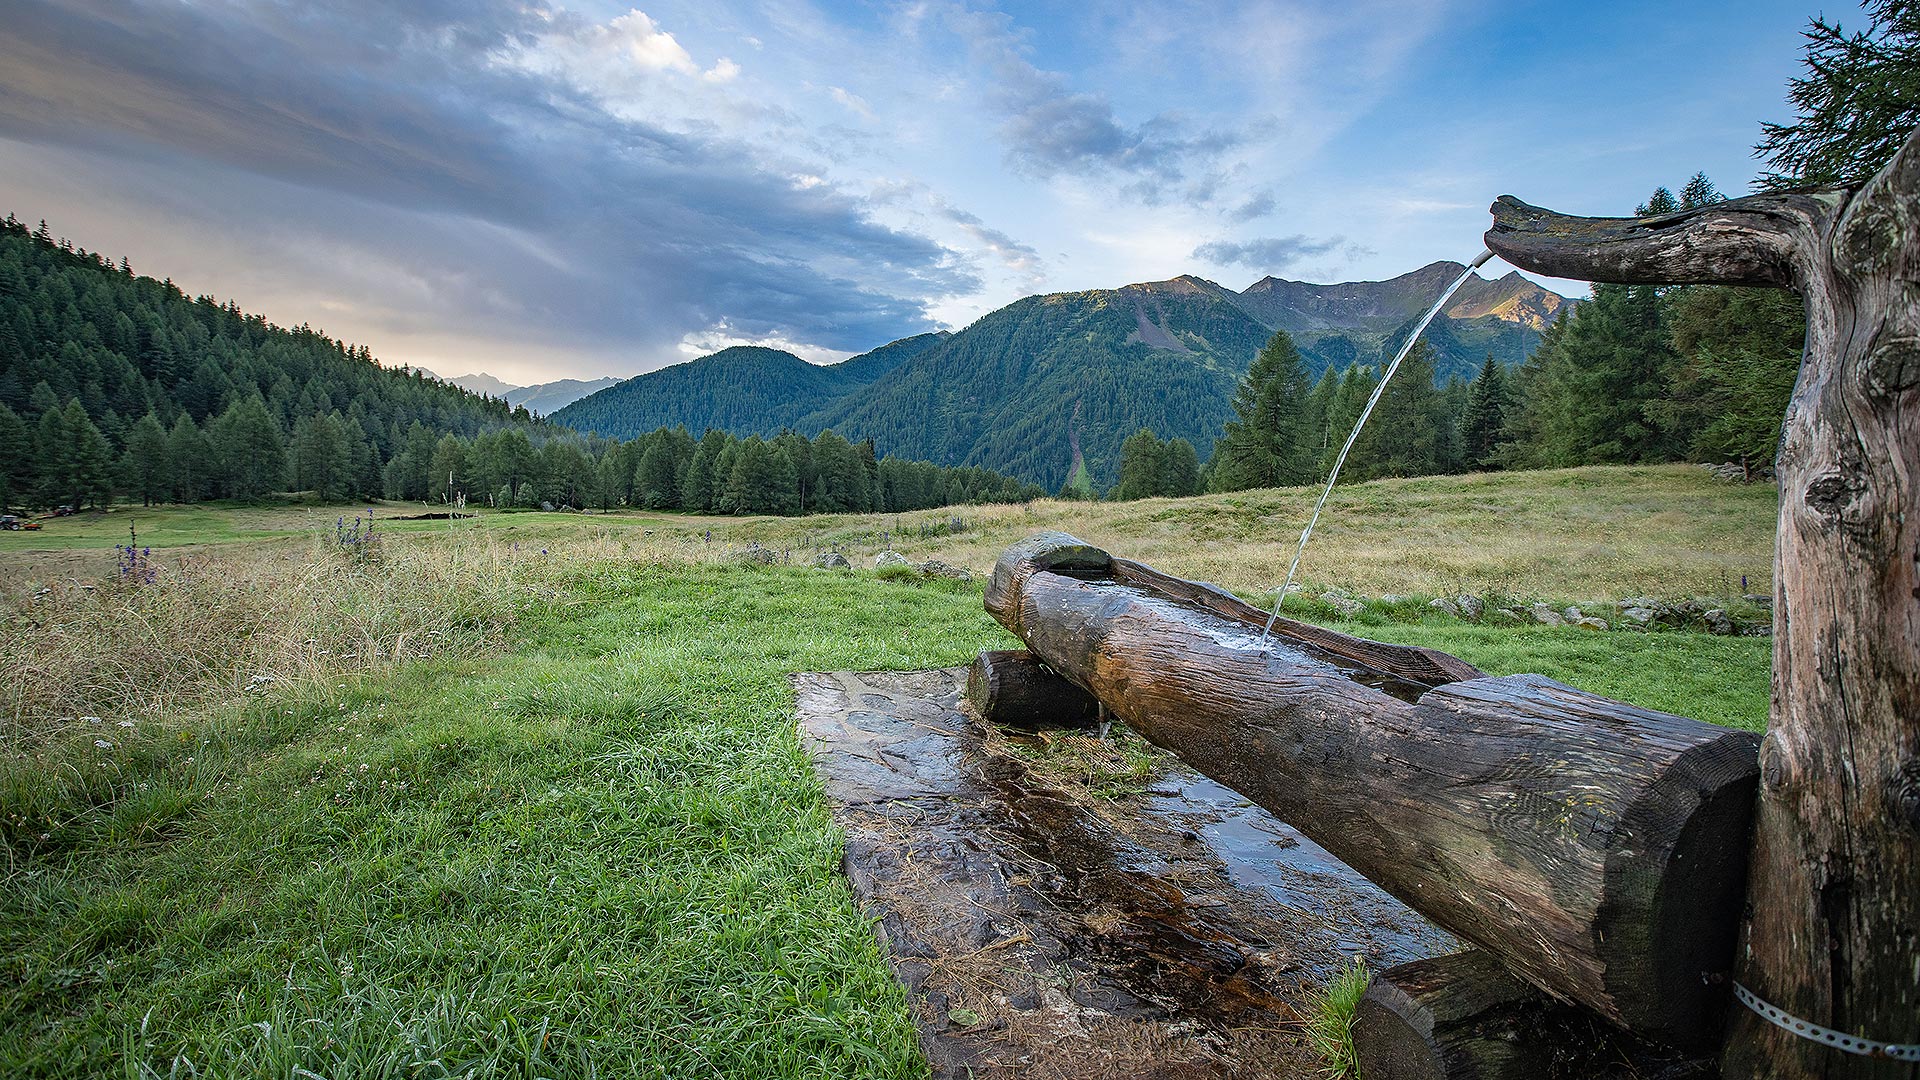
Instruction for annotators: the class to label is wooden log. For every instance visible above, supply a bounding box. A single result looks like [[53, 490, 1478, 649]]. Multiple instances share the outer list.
[[985, 533, 1759, 1049], [965, 650, 1101, 730], [1487, 128, 1920, 1079], [1355, 951, 1714, 1080]]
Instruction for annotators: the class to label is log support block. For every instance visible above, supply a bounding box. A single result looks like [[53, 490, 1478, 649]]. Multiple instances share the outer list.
[[965, 650, 1101, 731]]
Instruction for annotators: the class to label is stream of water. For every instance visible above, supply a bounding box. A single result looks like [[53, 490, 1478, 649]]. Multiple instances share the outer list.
[[1260, 248, 1498, 642]]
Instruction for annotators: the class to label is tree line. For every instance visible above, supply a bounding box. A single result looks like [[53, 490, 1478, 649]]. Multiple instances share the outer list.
[[0, 214, 1040, 515]]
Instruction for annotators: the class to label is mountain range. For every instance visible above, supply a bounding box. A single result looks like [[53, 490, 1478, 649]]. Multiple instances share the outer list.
[[430, 371, 623, 416], [552, 263, 1572, 490]]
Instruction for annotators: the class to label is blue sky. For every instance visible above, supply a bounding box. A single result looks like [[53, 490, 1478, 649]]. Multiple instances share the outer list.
[[0, 0, 1822, 384]]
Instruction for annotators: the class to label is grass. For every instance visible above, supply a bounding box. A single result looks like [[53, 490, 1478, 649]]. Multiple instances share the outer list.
[[3, 560, 1007, 1078], [0, 465, 1781, 1077], [1304, 958, 1371, 1078]]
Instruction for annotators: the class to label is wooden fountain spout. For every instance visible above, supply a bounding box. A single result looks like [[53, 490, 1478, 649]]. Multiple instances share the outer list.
[[1487, 126, 1920, 1080]]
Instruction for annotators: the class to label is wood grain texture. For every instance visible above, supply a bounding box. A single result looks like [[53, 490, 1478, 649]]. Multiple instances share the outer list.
[[1489, 128, 1920, 1080], [985, 533, 1759, 1047], [965, 650, 1101, 730]]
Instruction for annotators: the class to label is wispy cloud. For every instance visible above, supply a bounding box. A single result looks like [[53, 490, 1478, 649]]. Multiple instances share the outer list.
[[1192, 234, 1346, 271]]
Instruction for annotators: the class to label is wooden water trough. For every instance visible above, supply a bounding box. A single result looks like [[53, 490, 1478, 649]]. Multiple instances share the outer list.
[[975, 532, 1761, 1065]]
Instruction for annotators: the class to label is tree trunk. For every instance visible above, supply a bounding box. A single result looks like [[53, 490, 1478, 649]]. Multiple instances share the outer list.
[[985, 533, 1759, 1048], [1485, 129, 1920, 1078]]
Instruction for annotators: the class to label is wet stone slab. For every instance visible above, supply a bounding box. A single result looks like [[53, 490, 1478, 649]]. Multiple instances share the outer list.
[[794, 668, 1456, 1080]]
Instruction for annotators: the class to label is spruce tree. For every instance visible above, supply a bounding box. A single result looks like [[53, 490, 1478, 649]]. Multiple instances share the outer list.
[[1161, 438, 1202, 497], [0, 404, 29, 509], [121, 412, 170, 505], [209, 395, 287, 499], [165, 414, 211, 502], [1346, 343, 1449, 481], [1459, 355, 1513, 470], [1113, 429, 1166, 500], [1758, 0, 1920, 188], [1209, 330, 1313, 492]]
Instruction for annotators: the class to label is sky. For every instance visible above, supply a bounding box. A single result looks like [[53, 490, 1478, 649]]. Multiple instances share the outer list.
[[0, 0, 1825, 385]]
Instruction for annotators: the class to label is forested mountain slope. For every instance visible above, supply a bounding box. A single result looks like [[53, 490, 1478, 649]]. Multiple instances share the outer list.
[[551, 333, 947, 438]]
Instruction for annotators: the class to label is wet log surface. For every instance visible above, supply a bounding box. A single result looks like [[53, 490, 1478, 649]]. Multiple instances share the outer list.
[[1355, 950, 1714, 1080], [986, 532, 1760, 1049], [1488, 129, 1920, 1079], [794, 667, 1454, 1080]]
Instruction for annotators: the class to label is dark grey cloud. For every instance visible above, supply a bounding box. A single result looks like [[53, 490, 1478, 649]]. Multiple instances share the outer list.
[[1193, 234, 1346, 270], [0, 0, 975, 370], [943, 7, 1238, 192]]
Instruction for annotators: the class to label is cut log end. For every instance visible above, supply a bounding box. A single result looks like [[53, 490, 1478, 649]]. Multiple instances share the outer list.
[[965, 650, 1101, 731], [1355, 951, 1718, 1080]]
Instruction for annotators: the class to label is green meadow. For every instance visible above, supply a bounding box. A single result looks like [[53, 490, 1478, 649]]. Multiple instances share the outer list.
[[0, 466, 1775, 1077]]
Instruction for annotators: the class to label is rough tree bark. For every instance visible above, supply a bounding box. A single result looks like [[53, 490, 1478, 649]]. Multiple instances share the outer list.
[[1485, 127, 1920, 1078], [985, 533, 1760, 1048]]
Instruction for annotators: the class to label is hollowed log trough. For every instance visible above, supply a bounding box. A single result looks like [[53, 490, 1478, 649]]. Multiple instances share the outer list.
[[983, 531, 1761, 1051]]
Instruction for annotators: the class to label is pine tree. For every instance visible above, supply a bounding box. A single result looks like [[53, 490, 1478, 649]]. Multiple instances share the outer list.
[[1161, 437, 1202, 497], [722, 436, 798, 515], [1758, 0, 1920, 189], [63, 400, 115, 509], [1113, 429, 1166, 500], [209, 395, 287, 499], [120, 411, 170, 505], [0, 404, 29, 509], [1209, 330, 1314, 492], [1459, 355, 1513, 470], [635, 439, 681, 509], [165, 414, 211, 502], [1346, 343, 1450, 481], [292, 412, 353, 499]]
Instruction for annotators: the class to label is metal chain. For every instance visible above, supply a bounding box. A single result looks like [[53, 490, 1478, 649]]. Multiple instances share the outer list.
[[1733, 982, 1920, 1061]]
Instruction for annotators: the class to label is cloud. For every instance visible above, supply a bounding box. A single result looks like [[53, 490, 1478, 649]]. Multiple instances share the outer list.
[[1192, 234, 1346, 271], [938, 5, 1238, 190], [936, 202, 1045, 284], [1226, 190, 1276, 223], [0, 0, 970, 373]]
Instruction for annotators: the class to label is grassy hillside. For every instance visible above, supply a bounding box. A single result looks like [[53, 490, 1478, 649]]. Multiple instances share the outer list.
[[0, 465, 1777, 1077]]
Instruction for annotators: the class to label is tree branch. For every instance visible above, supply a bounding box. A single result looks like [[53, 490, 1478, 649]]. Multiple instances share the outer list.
[[1483, 192, 1840, 290]]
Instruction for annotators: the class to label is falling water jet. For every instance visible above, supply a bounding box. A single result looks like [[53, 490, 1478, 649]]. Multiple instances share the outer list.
[[1260, 248, 1498, 643]]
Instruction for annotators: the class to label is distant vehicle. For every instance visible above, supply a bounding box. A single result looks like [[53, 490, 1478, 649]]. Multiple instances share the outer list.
[[51, 505, 75, 517], [0, 515, 38, 531]]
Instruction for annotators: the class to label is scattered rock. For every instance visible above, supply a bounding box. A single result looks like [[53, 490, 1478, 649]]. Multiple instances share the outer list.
[[1455, 594, 1484, 620], [874, 550, 913, 570], [1619, 606, 1658, 626], [1574, 616, 1610, 632], [1492, 607, 1523, 623], [732, 545, 780, 565], [1429, 597, 1462, 617], [1379, 593, 1408, 605], [918, 560, 973, 582], [1530, 603, 1564, 627], [1702, 609, 1736, 636], [1320, 592, 1363, 618], [1742, 593, 1774, 607], [814, 551, 851, 570], [1563, 605, 1585, 622], [540, 500, 556, 512]]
